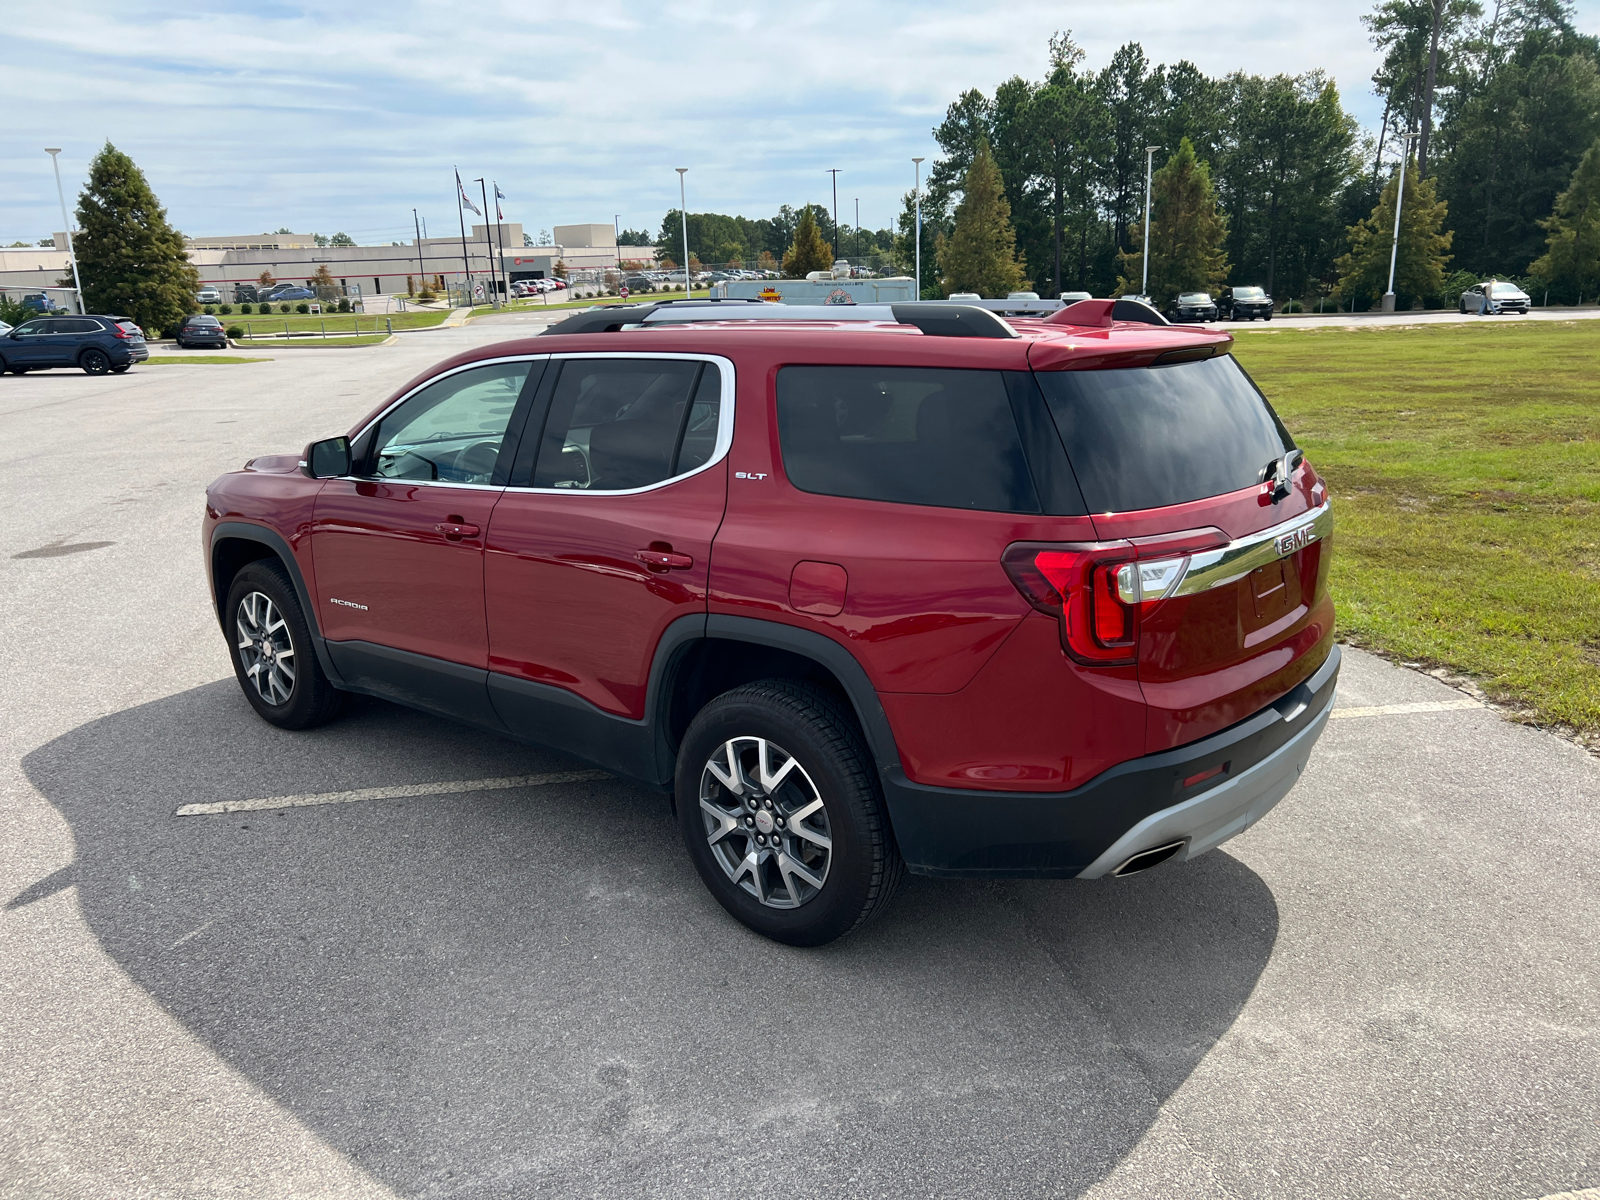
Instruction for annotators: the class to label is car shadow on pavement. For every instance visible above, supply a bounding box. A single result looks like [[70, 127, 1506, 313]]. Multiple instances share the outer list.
[[20, 680, 1279, 1199]]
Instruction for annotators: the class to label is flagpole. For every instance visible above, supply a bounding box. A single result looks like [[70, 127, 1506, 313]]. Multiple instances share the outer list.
[[476, 178, 496, 307], [454, 168, 473, 305], [492, 181, 508, 305]]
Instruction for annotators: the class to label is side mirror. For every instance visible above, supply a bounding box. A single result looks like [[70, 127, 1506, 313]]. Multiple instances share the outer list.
[[303, 436, 351, 479]]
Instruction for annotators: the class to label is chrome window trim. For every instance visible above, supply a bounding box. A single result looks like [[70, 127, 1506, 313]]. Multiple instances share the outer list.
[[331, 353, 550, 488], [504, 351, 737, 497], [1168, 500, 1333, 599]]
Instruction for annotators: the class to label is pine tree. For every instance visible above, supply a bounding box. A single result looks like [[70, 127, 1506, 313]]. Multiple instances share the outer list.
[[1115, 138, 1229, 307], [1335, 157, 1452, 309], [782, 207, 833, 278], [938, 141, 1027, 297], [1530, 138, 1600, 302], [73, 142, 199, 334]]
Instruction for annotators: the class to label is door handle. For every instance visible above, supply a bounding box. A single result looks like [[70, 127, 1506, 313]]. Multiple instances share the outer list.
[[635, 548, 694, 571], [435, 521, 481, 541]]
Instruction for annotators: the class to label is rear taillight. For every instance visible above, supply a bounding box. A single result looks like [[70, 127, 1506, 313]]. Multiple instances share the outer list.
[[1003, 530, 1227, 666], [111, 325, 128, 339]]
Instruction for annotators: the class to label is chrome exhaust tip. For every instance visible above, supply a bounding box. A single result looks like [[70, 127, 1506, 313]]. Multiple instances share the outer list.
[[1112, 840, 1186, 877]]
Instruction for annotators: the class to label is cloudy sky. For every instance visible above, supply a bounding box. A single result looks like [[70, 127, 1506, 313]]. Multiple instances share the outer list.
[[4, 1, 1598, 246]]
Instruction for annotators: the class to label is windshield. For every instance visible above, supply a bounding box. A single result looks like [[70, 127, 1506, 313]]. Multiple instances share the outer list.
[[1232, 287, 1265, 300], [1036, 355, 1295, 513], [1178, 293, 1210, 303], [1490, 282, 1522, 296]]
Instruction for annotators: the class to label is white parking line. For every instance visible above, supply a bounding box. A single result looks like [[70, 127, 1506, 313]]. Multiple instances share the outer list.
[[1329, 698, 1482, 720], [174, 770, 611, 816]]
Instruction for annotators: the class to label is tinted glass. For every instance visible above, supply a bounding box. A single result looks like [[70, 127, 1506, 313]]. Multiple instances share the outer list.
[[776, 366, 1039, 513], [530, 358, 715, 491], [1233, 287, 1265, 300], [1037, 355, 1294, 513], [368, 361, 531, 483]]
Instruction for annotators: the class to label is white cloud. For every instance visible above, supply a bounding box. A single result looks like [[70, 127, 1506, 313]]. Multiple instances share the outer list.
[[2, 1, 1597, 243]]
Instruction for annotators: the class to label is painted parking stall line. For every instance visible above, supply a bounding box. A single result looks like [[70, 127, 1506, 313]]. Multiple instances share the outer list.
[[1329, 698, 1482, 720], [174, 770, 611, 817]]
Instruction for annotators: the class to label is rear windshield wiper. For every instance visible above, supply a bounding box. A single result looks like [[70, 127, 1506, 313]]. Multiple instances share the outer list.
[[1259, 449, 1304, 502]]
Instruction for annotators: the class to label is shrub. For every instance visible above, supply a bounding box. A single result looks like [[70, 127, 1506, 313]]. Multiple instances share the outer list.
[[204, 305, 216, 315], [225, 324, 244, 339], [295, 302, 310, 314], [337, 297, 351, 312], [417, 286, 435, 301], [279, 303, 291, 313], [238, 303, 251, 314], [219, 304, 232, 315], [1282, 299, 1304, 313]]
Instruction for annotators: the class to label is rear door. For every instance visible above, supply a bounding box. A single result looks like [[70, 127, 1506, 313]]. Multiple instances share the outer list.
[[1035, 352, 1333, 751], [483, 353, 731, 722]]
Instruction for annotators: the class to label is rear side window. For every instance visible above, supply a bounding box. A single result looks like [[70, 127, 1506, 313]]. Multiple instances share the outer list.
[[776, 366, 1039, 513], [529, 358, 721, 491], [1036, 355, 1294, 513]]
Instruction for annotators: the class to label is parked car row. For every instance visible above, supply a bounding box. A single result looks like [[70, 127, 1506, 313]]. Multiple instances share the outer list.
[[512, 278, 569, 298]]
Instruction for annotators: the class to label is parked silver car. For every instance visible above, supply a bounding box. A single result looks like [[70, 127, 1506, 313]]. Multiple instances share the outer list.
[[1460, 280, 1530, 315]]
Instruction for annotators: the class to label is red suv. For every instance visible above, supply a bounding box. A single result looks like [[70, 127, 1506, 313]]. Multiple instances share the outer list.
[[203, 299, 1336, 945]]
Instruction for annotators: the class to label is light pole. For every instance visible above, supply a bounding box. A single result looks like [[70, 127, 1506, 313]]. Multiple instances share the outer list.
[[44, 148, 83, 314], [854, 197, 860, 265], [826, 168, 841, 267], [1140, 145, 1160, 299], [912, 157, 924, 299], [1383, 131, 1420, 313], [676, 168, 690, 298]]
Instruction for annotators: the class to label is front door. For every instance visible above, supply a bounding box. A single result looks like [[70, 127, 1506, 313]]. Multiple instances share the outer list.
[[485, 354, 729, 724], [311, 358, 540, 717], [6, 319, 63, 366]]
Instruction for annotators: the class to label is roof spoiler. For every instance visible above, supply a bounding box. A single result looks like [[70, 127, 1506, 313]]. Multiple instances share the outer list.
[[1046, 298, 1170, 328]]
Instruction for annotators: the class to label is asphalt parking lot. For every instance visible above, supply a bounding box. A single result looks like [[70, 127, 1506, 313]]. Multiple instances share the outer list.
[[1, 318, 1596, 1200]]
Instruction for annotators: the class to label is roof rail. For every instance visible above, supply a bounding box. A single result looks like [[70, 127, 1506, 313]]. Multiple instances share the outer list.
[[543, 300, 1019, 339]]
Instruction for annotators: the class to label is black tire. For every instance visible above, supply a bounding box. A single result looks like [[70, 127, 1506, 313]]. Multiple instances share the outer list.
[[80, 348, 111, 375], [675, 680, 903, 946], [8, 367, 25, 375], [223, 560, 342, 730]]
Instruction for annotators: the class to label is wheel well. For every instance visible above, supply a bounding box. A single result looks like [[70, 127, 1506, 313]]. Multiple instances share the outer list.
[[211, 537, 281, 618], [665, 638, 858, 753]]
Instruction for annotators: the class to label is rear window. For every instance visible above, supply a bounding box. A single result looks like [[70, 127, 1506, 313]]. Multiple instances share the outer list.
[[1036, 355, 1294, 513], [776, 366, 1039, 513]]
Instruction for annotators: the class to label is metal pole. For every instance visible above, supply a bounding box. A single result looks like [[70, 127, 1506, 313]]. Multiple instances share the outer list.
[[855, 198, 860, 266], [827, 169, 841, 266], [676, 168, 689, 298], [413, 208, 425, 297], [489, 181, 508, 304], [1384, 132, 1418, 313], [476, 178, 499, 307], [454, 168, 473, 304], [1141, 146, 1159, 297], [44, 149, 84, 314], [912, 158, 924, 299]]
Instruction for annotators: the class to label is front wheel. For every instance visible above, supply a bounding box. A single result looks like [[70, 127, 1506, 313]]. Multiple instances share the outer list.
[[80, 349, 111, 375], [676, 681, 903, 946], [224, 560, 342, 729]]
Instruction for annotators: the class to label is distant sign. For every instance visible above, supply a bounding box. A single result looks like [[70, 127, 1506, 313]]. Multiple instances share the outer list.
[[758, 286, 782, 303]]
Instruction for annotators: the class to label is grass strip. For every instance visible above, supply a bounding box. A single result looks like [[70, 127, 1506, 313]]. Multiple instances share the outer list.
[[229, 310, 448, 333], [239, 335, 388, 348], [1231, 320, 1600, 736], [143, 355, 271, 365]]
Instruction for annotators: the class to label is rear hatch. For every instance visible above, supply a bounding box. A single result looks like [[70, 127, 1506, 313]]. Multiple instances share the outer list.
[[1030, 347, 1333, 752]]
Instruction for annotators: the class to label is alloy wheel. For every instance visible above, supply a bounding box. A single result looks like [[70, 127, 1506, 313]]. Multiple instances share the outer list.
[[235, 590, 296, 706], [699, 736, 832, 908]]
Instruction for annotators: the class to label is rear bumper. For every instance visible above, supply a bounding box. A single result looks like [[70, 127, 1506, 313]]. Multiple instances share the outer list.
[[883, 646, 1339, 878]]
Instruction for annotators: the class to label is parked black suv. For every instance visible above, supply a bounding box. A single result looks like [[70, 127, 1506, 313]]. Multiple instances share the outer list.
[[1220, 286, 1273, 321], [0, 315, 149, 375]]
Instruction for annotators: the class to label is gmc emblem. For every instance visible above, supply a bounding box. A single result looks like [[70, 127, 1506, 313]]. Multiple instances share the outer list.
[[1274, 524, 1317, 558]]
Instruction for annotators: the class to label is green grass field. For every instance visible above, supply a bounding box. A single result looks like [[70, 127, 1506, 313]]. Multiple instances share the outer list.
[[240, 335, 389, 348], [1232, 320, 1600, 737], [229, 310, 448, 335], [144, 355, 270, 365]]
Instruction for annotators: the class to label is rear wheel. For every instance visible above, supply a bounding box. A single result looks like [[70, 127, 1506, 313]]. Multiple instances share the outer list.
[[8, 367, 25, 375], [80, 349, 110, 375], [676, 680, 903, 946], [224, 560, 342, 729]]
